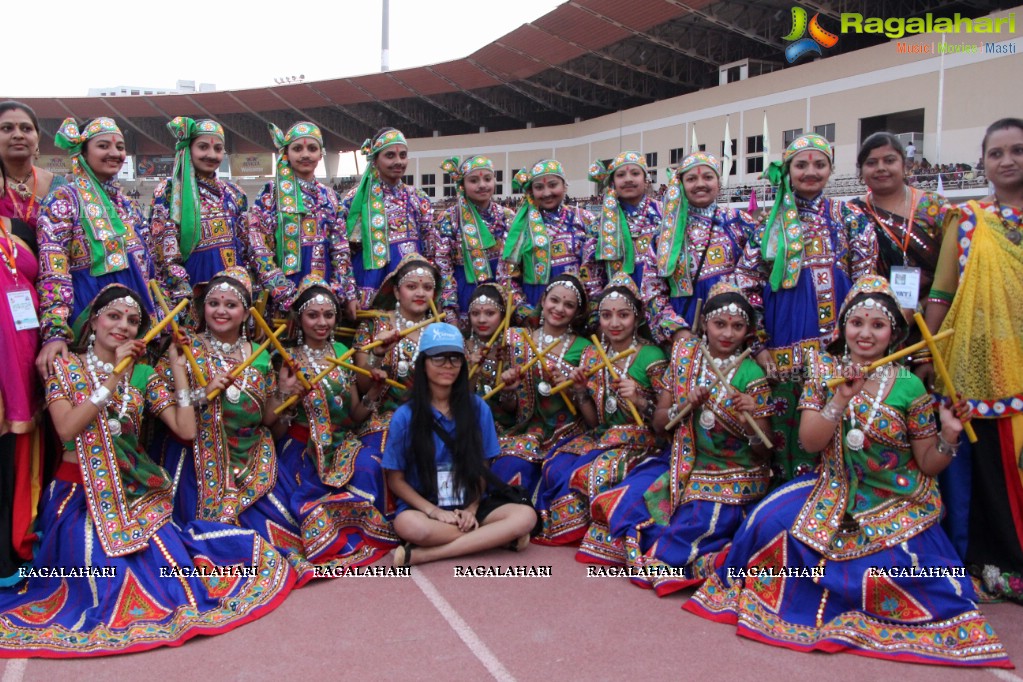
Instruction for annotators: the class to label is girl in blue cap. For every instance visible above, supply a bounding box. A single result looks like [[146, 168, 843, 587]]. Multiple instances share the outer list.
[[383, 323, 536, 566]]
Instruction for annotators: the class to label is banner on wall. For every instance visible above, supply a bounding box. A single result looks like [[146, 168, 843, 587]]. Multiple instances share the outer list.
[[229, 154, 273, 177], [135, 156, 175, 178], [37, 155, 71, 175]]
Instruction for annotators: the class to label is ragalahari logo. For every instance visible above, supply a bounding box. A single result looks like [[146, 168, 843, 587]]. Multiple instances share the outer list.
[[782, 7, 839, 63]]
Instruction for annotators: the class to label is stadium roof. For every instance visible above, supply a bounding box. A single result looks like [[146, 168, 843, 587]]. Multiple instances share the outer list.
[[17, 0, 1015, 155]]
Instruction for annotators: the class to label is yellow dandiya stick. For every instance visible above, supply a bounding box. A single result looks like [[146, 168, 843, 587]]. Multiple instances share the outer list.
[[324, 357, 406, 389], [589, 335, 643, 426], [356, 310, 389, 318], [206, 324, 286, 401], [149, 280, 207, 387], [664, 348, 753, 432], [483, 337, 561, 401], [688, 346, 771, 447], [690, 298, 703, 336], [254, 290, 269, 318], [548, 347, 636, 397], [337, 327, 359, 335], [358, 312, 445, 353], [113, 297, 190, 375], [468, 317, 510, 380], [824, 329, 954, 389], [913, 313, 977, 444], [427, 297, 442, 320], [272, 348, 360, 414], [250, 307, 312, 390], [521, 332, 576, 415]]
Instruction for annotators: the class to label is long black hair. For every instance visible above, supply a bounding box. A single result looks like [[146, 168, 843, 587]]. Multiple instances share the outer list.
[[404, 353, 487, 506]]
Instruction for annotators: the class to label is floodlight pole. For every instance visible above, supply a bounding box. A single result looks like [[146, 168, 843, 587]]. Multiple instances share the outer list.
[[381, 0, 390, 72]]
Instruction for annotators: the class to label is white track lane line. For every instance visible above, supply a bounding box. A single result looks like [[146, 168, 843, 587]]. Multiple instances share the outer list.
[[989, 668, 1023, 682], [1, 659, 26, 682], [410, 566, 516, 682]]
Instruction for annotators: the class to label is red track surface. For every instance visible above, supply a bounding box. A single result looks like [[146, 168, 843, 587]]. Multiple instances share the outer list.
[[2, 545, 1020, 680]]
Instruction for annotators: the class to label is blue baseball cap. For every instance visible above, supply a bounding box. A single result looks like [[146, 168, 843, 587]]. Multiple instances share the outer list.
[[418, 323, 465, 356]]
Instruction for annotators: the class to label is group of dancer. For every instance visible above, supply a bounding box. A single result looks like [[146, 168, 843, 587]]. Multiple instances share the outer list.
[[0, 98, 1020, 668]]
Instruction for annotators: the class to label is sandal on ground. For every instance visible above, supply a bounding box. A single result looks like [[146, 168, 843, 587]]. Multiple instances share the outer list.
[[394, 542, 415, 567], [507, 534, 530, 552]]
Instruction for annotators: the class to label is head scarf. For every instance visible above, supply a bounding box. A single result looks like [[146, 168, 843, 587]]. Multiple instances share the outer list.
[[589, 151, 646, 276], [269, 121, 324, 275], [656, 151, 721, 295], [440, 155, 498, 284], [167, 117, 224, 260], [345, 128, 408, 270], [761, 133, 833, 291], [502, 159, 566, 285], [53, 117, 129, 277], [827, 275, 908, 353]]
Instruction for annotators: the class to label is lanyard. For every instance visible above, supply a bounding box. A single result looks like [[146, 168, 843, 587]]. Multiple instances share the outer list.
[[0, 220, 19, 282], [865, 187, 918, 255]]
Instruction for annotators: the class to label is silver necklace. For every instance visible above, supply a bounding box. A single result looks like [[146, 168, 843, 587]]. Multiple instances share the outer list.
[[392, 310, 422, 378], [603, 341, 638, 414], [534, 329, 572, 397], [86, 349, 130, 437], [845, 366, 891, 451], [205, 332, 243, 356], [206, 335, 247, 403], [697, 350, 741, 431], [470, 335, 498, 395]]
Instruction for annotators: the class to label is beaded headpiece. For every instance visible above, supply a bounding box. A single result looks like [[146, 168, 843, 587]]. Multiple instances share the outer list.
[[98, 295, 142, 317], [371, 252, 440, 310], [598, 273, 641, 314], [544, 277, 584, 307], [206, 266, 253, 305], [831, 275, 910, 350], [703, 280, 753, 325]]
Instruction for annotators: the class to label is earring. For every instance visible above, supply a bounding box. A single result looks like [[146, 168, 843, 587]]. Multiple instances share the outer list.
[[88, 332, 96, 347], [297, 329, 304, 345], [538, 313, 545, 330]]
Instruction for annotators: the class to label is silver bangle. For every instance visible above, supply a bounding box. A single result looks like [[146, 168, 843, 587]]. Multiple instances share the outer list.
[[176, 390, 192, 408], [820, 399, 845, 423], [936, 433, 959, 458], [362, 394, 381, 412], [89, 386, 112, 407]]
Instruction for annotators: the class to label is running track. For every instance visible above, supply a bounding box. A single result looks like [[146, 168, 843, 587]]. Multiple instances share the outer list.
[[2, 545, 1020, 680]]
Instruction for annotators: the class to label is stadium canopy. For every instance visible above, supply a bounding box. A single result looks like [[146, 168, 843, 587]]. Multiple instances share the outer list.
[[16, 0, 1013, 155]]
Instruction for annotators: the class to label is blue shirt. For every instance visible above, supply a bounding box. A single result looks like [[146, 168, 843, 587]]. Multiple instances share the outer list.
[[382, 395, 500, 512]]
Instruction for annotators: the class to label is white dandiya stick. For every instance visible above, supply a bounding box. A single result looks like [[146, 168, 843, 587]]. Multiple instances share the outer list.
[[664, 348, 751, 432], [590, 335, 643, 427], [206, 324, 286, 401], [912, 314, 977, 444]]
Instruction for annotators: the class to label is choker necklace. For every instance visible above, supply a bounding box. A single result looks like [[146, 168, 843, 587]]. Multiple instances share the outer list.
[[205, 333, 244, 356], [394, 307, 419, 331], [994, 200, 1022, 245], [205, 333, 247, 402], [86, 346, 115, 374]]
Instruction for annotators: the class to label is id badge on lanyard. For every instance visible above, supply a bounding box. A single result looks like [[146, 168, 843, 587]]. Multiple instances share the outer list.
[[889, 265, 922, 311], [7, 287, 39, 331]]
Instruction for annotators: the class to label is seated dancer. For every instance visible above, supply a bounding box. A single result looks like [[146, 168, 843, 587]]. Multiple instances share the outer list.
[[534, 274, 666, 545], [247, 122, 356, 317], [433, 155, 513, 326], [275, 276, 397, 568], [463, 284, 516, 431], [36, 118, 159, 376], [353, 253, 442, 468], [492, 274, 591, 500], [161, 267, 322, 585], [149, 117, 249, 305], [645, 152, 755, 344], [340, 127, 433, 308], [0, 286, 294, 658], [499, 159, 599, 322], [584, 282, 772, 592], [384, 323, 536, 566], [684, 276, 1011, 668]]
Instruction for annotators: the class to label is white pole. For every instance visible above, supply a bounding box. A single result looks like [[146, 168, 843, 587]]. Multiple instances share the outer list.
[[935, 34, 946, 165], [381, 0, 390, 72]]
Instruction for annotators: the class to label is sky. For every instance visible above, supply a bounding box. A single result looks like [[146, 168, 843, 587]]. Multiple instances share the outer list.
[[6, 0, 565, 97]]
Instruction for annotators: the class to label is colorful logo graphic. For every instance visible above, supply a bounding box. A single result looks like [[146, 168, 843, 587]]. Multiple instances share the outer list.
[[782, 7, 839, 63]]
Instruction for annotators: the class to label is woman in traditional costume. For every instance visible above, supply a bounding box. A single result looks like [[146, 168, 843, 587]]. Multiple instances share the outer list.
[[433, 155, 513, 327], [925, 118, 1023, 602], [533, 274, 666, 545], [583, 282, 771, 590], [340, 127, 433, 308], [0, 286, 294, 658], [734, 133, 877, 481], [36, 118, 159, 376], [247, 122, 357, 317], [463, 284, 516, 431], [149, 117, 249, 305], [492, 274, 591, 500], [644, 151, 755, 344], [275, 276, 397, 569], [684, 276, 1010, 668], [588, 152, 661, 290], [499, 159, 599, 321]]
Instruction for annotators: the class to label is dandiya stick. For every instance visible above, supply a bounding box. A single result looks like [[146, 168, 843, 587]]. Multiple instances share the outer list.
[[690, 298, 703, 336], [358, 313, 445, 353], [913, 314, 977, 443], [206, 324, 286, 401], [590, 335, 643, 426], [824, 329, 954, 389], [324, 357, 406, 390], [149, 280, 206, 387], [665, 348, 754, 433], [468, 306, 512, 379], [113, 298, 189, 375], [521, 332, 575, 416], [483, 337, 561, 401], [548, 348, 636, 397], [250, 307, 311, 390], [698, 342, 771, 447]]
